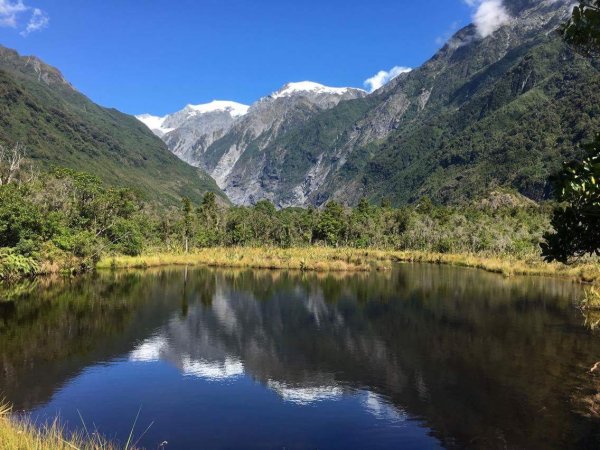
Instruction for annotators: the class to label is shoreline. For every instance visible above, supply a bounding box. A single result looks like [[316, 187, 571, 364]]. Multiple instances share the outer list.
[[96, 247, 600, 285]]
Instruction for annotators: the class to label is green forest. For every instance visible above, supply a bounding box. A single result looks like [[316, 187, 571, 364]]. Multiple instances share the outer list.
[[0, 145, 552, 279]]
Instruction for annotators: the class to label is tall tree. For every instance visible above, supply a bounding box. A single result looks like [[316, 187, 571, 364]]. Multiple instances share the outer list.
[[182, 197, 193, 253], [542, 1, 600, 263]]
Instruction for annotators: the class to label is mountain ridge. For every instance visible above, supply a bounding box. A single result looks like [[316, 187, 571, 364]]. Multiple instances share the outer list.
[[136, 81, 368, 203], [137, 0, 594, 208], [0, 45, 229, 207]]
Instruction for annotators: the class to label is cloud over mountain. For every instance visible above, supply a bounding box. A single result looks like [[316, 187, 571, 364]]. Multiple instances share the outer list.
[[364, 66, 412, 92], [465, 0, 511, 38]]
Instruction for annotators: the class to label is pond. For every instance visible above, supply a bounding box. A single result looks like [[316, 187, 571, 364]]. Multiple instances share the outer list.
[[1, 264, 599, 449]]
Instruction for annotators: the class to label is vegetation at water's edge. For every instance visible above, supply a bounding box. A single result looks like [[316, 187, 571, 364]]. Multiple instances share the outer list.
[[98, 247, 600, 284], [0, 401, 141, 450], [0, 146, 597, 282], [0, 153, 576, 276]]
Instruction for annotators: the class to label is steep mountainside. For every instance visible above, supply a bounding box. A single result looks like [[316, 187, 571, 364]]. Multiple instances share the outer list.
[[0, 46, 228, 206], [137, 100, 249, 166], [311, 0, 600, 206], [145, 0, 598, 208], [139, 82, 367, 204]]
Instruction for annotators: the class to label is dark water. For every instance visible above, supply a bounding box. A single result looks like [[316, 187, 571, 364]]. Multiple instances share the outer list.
[[1, 264, 600, 449]]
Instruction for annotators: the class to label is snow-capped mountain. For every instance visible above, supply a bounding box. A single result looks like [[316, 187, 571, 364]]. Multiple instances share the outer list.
[[136, 81, 367, 196], [270, 81, 365, 99], [135, 113, 175, 137], [136, 100, 250, 165]]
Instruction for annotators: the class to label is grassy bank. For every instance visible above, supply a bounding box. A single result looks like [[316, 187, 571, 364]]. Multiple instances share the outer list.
[[0, 403, 139, 450], [97, 247, 600, 284], [97, 247, 391, 273]]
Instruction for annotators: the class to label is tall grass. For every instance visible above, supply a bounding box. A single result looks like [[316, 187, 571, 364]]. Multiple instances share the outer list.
[[0, 401, 145, 450], [97, 247, 392, 273], [97, 247, 600, 284]]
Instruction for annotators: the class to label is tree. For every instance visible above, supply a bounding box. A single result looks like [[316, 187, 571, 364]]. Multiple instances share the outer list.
[[181, 197, 193, 253], [315, 201, 346, 246], [541, 2, 600, 262], [0, 143, 24, 186], [563, 0, 600, 57], [542, 135, 600, 263], [200, 192, 218, 226]]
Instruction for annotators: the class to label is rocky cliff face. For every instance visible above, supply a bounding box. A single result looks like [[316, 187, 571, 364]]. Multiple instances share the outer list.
[[138, 82, 367, 204], [300, 0, 582, 206], [137, 101, 249, 166], [203, 83, 368, 204]]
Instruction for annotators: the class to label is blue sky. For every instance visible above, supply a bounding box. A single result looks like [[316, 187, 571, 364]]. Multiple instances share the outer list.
[[0, 0, 476, 115]]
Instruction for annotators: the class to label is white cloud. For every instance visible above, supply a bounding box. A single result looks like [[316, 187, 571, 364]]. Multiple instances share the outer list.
[[0, 0, 27, 27], [20, 7, 48, 36], [364, 66, 412, 93], [464, 0, 511, 38], [0, 0, 48, 36]]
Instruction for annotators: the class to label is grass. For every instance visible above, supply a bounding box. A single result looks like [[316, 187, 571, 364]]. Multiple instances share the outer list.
[[97, 247, 393, 273], [0, 401, 145, 450], [97, 247, 600, 284], [390, 250, 600, 284], [579, 287, 600, 331]]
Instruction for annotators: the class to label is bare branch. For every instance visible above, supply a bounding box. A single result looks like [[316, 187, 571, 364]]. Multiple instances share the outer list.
[[0, 142, 26, 186]]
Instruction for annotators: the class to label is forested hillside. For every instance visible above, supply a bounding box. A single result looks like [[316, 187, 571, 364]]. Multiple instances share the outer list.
[[0, 46, 227, 207]]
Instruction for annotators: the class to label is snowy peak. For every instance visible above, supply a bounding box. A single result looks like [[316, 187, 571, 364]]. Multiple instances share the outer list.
[[184, 100, 249, 118], [270, 81, 365, 99], [136, 100, 250, 138], [136, 113, 174, 137]]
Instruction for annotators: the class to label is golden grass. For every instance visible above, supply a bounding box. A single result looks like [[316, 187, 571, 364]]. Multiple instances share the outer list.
[[0, 401, 142, 450], [97, 247, 600, 284], [390, 250, 600, 284], [582, 287, 600, 310], [97, 247, 391, 273]]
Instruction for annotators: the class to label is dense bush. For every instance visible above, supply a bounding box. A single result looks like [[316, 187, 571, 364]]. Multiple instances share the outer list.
[[0, 163, 553, 279]]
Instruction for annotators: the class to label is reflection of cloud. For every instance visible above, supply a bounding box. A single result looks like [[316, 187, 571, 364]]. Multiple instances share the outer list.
[[182, 357, 244, 380], [130, 336, 166, 361], [267, 381, 343, 405], [129, 336, 244, 381], [362, 391, 407, 423]]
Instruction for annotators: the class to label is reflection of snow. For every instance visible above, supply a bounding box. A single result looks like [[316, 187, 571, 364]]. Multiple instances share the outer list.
[[181, 357, 244, 380], [129, 337, 244, 381], [129, 336, 167, 361], [212, 289, 239, 333], [267, 380, 343, 405], [362, 391, 407, 423], [304, 291, 345, 328]]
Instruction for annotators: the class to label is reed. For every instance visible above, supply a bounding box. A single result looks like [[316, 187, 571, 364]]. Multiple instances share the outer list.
[[98, 247, 600, 284], [97, 247, 392, 273], [0, 401, 143, 450]]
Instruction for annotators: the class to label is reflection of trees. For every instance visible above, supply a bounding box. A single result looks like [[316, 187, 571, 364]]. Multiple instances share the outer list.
[[1, 265, 599, 448], [0, 270, 210, 409]]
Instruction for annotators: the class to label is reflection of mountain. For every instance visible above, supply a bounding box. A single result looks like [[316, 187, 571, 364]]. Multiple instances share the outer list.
[[130, 335, 244, 381], [1, 266, 598, 448]]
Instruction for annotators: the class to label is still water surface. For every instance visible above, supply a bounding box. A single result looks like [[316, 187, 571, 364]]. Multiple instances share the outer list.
[[1, 264, 600, 449]]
